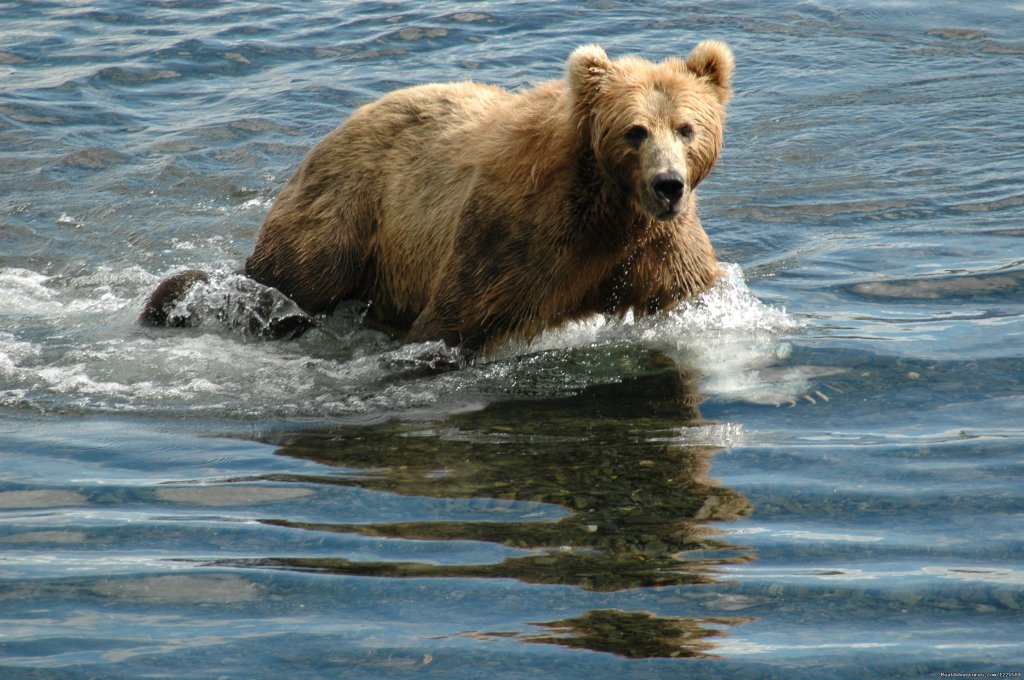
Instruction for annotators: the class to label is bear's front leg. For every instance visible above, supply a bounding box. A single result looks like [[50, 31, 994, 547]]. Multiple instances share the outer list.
[[405, 248, 534, 354], [405, 305, 475, 351], [605, 224, 719, 316]]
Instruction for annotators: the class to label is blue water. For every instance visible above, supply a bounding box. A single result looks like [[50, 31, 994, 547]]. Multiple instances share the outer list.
[[2, 1, 1023, 678]]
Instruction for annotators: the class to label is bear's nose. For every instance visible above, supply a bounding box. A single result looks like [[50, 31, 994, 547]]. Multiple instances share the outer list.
[[652, 171, 685, 205]]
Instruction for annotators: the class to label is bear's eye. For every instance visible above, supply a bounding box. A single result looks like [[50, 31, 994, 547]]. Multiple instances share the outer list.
[[624, 124, 649, 148], [676, 123, 695, 140]]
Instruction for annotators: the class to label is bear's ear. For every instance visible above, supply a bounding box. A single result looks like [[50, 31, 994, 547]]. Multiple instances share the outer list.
[[567, 44, 612, 100], [685, 40, 734, 101]]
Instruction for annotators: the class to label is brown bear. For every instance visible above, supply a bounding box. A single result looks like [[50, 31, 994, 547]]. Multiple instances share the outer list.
[[142, 41, 734, 354]]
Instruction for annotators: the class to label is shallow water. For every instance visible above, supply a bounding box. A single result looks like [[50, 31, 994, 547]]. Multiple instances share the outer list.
[[2, 1, 1023, 678]]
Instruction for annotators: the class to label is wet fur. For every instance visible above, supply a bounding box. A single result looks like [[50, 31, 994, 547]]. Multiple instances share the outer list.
[[146, 42, 734, 354]]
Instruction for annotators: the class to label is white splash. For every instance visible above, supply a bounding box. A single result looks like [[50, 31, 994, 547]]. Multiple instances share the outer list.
[[501, 263, 826, 406], [0, 268, 62, 315], [0, 262, 824, 418]]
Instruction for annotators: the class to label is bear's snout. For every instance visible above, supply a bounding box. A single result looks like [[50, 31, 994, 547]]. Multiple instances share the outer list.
[[652, 171, 685, 206]]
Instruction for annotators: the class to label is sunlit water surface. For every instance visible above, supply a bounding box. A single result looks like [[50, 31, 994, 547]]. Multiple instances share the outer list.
[[2, 2, 1023, 678]]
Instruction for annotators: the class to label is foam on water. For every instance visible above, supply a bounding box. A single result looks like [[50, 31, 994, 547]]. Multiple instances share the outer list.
[[0, 268, 62, 315], [492, 263, 799, 353], [0, 261, 809, 419]]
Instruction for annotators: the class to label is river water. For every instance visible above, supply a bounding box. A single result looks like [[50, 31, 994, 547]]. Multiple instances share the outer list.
[[2, 2, 1022, 678]]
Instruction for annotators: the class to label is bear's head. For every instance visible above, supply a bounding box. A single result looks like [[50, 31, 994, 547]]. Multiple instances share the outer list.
[[567, 41, 734, 222]]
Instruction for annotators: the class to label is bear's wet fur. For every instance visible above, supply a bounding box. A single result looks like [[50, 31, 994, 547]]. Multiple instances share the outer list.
[[142, 42, 734, 353]]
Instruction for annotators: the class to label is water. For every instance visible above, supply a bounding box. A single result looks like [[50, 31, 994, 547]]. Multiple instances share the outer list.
[[2, 1, 1022, 677]]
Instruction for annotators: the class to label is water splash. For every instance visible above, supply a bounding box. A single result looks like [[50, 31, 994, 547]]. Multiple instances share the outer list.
[[499, 263, 819, 406], [158, 271, 314, 339], [0, 262, 816, 419]]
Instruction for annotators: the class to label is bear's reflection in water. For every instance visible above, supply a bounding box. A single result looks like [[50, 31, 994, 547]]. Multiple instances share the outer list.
[[220, 349, 754, 658]]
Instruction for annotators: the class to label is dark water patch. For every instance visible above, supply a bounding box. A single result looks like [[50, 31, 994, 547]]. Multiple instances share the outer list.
[[981, 227, 1024, 238], [0, 573, 270, 606], [740, 480, 1024, 523], [54, 147, 131, 170], [922, 25, 1024, 57], [735, 529, 1024, 567], [951, 192, 1024, 214], [845, 269, 1024, 301], [723, 578, 1023, 624], [926, 27, 987, 41], [0, 51, 28, 65], [90, 66, 183, 85], [0, 101, 68, 127]]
